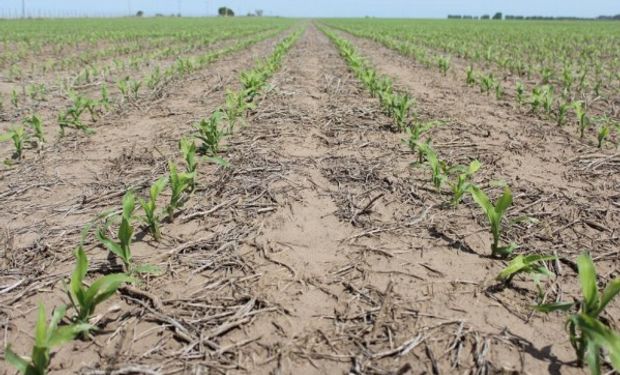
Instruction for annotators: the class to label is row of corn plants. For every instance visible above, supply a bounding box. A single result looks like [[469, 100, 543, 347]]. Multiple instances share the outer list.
[[465, 67, 619, 149], [323, 20, 620, 149], [2, 21, 291, 123], [3, 27, 304, 375], [320, 24, 620, 374], [0, 28, 291, 165], [323, 19, 619, 112]]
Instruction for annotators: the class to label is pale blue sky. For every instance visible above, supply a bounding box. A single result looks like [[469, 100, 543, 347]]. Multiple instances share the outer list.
[[0, 0, 618, 18]]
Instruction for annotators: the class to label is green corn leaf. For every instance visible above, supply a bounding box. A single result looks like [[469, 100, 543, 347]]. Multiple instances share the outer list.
[[122, 191, 135, 220], [585, 339, 602, 375], [497, 254, 556, 282], [533, 302, 574, 313], [495, 243, 518, 257], [34, 304, 47, 348], [31, 346, 48, 374], [46, 305, 68, 344], [118, 218, 133, 258], [132, 263, 162, 275], [85, 274, 133, 307], [577, 253, 600, 314], [70, 247, 88, 307], [468, 160, 481, 174], [468, 185, 495, 222], [4, 345, 29, 374], [572, 314, 620, 371], [48, 323, 92, 349], [0, 132, 12, 142], [495, 186, 513, 217], [96, 231, 124, 260], [150, 177, 168, 201], [137, 196, 150, 215], [597, 278, 620, 317], [206, 156, 230, 168]]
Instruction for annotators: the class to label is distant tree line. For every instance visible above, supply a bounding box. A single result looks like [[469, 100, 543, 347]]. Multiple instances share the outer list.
[[217, 7, 266, 17], [448, 13, 620, 20], [218, 7, 235, 16]]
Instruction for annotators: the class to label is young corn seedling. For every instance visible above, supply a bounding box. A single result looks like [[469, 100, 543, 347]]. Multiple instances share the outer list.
[[69, 93, 98, 121], [377, 76, 393, 97], [448, 160, 481, 206], [194, 110, 225, 156], [466, 66, 476, 86], [138, 177, 168, 241], [96, 191, 136, 272], [529, 86, 544, 113], [437, 56, 450, 76], [594, 115, 617, 148], [535, 253, 620, 374], [224, 90, 254, 132], [468, 185, 517, 258], [418, 142, 446, 190], [479, 73, 495, 95], [542, 86, 554, 115], [28, 84, 46, 102], [240, 70, 265, 102], [391, 93, 414, 131], [597, 125, 609, 149], [24, 115, 45, 144], [556, 102, 570, 127], [515, 81, 525, 106], [573, 101, 590, 138], [496, 254, 556, 283], [562, 66, 574, 93], [68, 246, 132, 328], [180, 137, 198, 192], [361, 68, 379, 96], [11, 89, 19, 108], [58, 95, 95, 136], [541, 67, 554, 84], [403, 120, 438, 153], [495, 82, 503, 100], [5, 304, 91, 375], [167, 162, 195, 222], [129, 80, 142, 100], [99, 85, 110, 111], [175, 57, 194, 76], [118, 79, 129, 101], [0, 126, 28, 160], [146, 67, 162, 90]]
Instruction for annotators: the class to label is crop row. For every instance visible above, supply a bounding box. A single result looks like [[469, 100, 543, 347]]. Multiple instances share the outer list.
[[2, 26, 283, 119], [323, 20, 620, 149], [3, 26, 303, 374], [2, 23, 276, 78], [324, 19, 619, 99], [319, 24, 620, 375], [0, 17, 293, 48], [0, 27, 292, 163], [1, 21, 292, 124]]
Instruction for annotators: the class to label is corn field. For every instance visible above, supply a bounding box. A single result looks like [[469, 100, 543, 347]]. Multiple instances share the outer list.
[[0, 17, 618, 375]]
